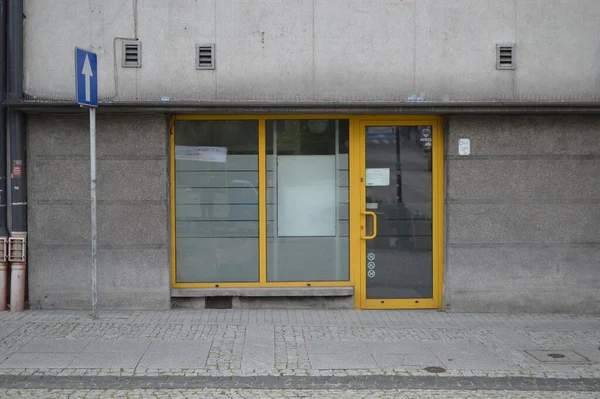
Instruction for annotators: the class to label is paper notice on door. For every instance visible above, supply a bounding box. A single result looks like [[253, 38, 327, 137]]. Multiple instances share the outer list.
[[366, 168, 390, 186]]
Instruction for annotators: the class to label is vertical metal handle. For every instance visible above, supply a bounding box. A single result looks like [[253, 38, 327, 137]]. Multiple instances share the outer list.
[[361, 211, 378, 240]]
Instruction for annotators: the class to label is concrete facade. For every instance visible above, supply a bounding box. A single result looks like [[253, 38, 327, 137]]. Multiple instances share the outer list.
[[10, 1, 600, 312], [446, 115, 600, 313], [27, 114, 170, 309], [21, 0, 600, 102]]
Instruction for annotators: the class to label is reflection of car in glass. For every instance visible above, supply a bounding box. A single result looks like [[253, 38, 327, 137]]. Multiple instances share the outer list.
[[230, 179, 258, 198]]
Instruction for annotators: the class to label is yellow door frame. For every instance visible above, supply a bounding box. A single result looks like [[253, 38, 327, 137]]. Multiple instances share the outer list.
[[351, 116, 444, 309], [170, 115, 444, 310]]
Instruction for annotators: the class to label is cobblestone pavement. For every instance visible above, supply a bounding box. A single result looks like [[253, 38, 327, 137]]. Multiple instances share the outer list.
[[0, 389, 599, 399], [1, 375, 599, 390], [0, 310, 599, 397]]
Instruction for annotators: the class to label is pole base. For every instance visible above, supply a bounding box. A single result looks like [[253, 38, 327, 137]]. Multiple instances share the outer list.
[[0, 262, 7, 311], [9, 262, 26, 312]]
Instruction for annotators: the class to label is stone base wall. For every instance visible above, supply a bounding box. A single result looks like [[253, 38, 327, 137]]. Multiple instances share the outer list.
[[27, 114, 170, 310], [445, 115, 600, 313]]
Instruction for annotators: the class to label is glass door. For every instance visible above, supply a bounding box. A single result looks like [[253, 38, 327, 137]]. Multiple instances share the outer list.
[[358, 119, 443, 309]]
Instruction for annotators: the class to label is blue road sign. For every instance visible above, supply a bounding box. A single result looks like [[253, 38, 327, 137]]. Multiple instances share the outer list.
[[75, 47, 98, 107]]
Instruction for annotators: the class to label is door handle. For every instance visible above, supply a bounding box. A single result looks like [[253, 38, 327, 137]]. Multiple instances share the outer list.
[[361, 211, 378, 240]]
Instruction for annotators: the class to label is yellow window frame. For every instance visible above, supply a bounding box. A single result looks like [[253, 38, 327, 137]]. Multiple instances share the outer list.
[[170, 115, 355, 289]]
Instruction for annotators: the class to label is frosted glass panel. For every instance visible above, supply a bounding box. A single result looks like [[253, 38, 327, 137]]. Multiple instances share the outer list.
[[266, 119, 350, 282], [176, 237, 258, 282], [277, 155, 336, 237], [174, 120, 259, 283]]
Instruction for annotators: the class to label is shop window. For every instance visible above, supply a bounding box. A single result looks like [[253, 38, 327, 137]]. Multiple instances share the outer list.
[[266, 119, 350, 282], [174, 120, 259, 282]]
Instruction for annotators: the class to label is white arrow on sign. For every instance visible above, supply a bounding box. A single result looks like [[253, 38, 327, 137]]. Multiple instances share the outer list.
[[82, 54, 93, 102]]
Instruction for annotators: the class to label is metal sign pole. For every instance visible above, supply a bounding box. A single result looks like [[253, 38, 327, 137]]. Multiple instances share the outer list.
[[75, 47, 98, 318], [89, 107, 98, 319]]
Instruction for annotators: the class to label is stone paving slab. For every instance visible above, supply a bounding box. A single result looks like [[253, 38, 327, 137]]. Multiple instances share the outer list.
[[82, 339, 151, 354], [69, 352, 142, 369], [0, 310, 599, 382], [1, 353, 78, 369], [19, 339, 92, 353], [376, 353, 444, 368]]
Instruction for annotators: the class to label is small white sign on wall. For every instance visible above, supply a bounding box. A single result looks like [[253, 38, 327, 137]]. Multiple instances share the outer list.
[[458, 138, 471, 156]]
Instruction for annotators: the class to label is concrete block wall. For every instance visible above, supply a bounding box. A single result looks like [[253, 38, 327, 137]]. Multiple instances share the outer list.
[[445, 115, 600, 313], [27, 114, 170, 309]]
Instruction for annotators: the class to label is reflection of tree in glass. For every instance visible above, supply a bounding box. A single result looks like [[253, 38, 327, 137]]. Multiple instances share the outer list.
[[175, 120, 258, 154]]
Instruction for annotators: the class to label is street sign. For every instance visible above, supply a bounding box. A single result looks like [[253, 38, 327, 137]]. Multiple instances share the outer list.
[[75, 47, 99, 318], [75, 47, 98, 107]]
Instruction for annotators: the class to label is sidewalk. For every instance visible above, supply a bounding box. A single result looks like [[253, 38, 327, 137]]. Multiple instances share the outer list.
[[0, 309, 599, 398]]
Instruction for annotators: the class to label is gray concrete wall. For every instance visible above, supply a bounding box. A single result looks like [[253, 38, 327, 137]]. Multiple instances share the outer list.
[[27, 114, 170, 310], [446, 115, 600, 313], [22, 0, 600, 102]]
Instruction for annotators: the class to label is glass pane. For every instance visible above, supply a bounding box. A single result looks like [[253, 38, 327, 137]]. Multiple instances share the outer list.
[[175, 120, 259, 282], [365, 126, 433, 299], [266, 120, 350, 282]]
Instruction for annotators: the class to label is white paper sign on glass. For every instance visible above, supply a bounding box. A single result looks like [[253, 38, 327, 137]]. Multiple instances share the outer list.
[[366, 168, 390, 186], [458, 138, 471, 156], [277, 155, 336, 237], [175, 145, 228, 163]]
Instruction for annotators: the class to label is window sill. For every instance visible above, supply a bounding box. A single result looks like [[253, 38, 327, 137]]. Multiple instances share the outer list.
[[171, 286, 354, 297]]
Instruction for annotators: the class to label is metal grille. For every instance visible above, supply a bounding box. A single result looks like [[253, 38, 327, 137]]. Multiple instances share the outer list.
[[122, 40, 142, 68], [496, 44, 515, 70], [196, 44, 215, 70], [0, 238, 7, 262], [8, 237, 26, 262]]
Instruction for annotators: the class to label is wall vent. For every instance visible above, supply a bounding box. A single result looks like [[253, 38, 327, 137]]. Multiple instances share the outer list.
[[122, 40, 142, 68], [496, 44, 515, 70], [196, 44, 215, 70]]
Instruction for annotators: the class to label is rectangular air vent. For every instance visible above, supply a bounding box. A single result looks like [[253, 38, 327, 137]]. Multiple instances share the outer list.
[[196, 44, 215, 70], [122, 40, 142, 68], [496, 44, 515, 70]]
